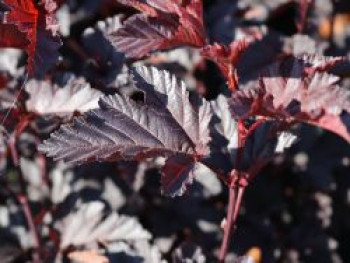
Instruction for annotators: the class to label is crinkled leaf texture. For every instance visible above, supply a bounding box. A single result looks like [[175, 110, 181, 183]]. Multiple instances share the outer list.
[[107, 0, 206, 58], [231, 55, 350, 142], [39, 66, 212, 197], [55, 201, 151, 248], [0, 0, 62, 77], [25, 77, 103, 117]]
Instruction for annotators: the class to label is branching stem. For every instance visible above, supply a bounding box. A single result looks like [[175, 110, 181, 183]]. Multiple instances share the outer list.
[[218, 184, 246, 262], [219, 119, 248, 262], [219, 186, 237, 262]]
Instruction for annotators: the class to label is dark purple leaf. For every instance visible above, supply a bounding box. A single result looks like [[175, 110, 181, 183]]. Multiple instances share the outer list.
[[209, 95, 297, 174], [82, 15, 125, 84], [39, 66, 212, 196], [107, 0, 206, 58]]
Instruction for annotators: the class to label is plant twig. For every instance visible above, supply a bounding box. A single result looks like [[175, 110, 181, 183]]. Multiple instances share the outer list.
[[219, 186, 237, 262], [218, 174, 248, 262], [218, 119, 248, 262], [18, 195, 42, 263]]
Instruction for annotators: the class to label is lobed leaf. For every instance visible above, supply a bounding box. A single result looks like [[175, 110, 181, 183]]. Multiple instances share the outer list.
[[107, 0, 206, 58], [39, 66, 212, 196], [55, 201, 151, 248], [25, 77, 103, 117], [108, 14, 177, 59], [230, 55, 350, 142]]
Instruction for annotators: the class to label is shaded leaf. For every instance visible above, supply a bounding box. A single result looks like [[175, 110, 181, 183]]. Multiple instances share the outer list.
[[209, 95, 297, 173], [242, 122, 298, 172], [82, 15, 125, 84]]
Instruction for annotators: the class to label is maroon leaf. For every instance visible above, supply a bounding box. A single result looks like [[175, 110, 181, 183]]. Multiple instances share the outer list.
[[202, 40, 251, 76], [202, 39, 253, 89], [0, 0, 62, 76], [161, 155, 203, 196], [39, 66, 212, 196], [230, 55, 350, 142], [109, 14, 177, 59], [107, 0, 206, 58]]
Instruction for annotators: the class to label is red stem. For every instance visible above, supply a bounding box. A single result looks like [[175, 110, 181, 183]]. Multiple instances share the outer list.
[[247, 118, 266, 136], [228, 67, 239, 91], [297, 0, 313, 33], [8, 114, 35, 166], [218, 184, 246, 262], [8, 137, 19, 166], [218, 119, 248, 262], [233, 186, 245, 221], [18, 195, 42, 263], [219, 186, 237, 262]]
